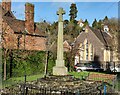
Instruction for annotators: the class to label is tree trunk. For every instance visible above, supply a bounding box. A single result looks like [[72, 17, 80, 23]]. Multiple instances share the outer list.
[[44, 51, 48, 78], [4, 49, 7, 80], [9, 50, 13, 78]]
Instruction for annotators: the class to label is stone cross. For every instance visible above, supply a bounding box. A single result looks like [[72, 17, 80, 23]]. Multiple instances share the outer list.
[[53, 8, 68, 75], [57, 8, 65, 22]]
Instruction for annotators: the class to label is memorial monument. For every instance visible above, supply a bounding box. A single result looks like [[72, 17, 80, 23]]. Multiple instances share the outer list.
[[53, 8, 68, 75], [1, 7, 104, 95]]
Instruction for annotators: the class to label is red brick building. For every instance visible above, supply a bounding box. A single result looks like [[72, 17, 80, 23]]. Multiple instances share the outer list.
[[1, 1, 46, 51]]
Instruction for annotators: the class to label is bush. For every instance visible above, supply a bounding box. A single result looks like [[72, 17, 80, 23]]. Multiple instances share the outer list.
[[3, 50, 46, 77]]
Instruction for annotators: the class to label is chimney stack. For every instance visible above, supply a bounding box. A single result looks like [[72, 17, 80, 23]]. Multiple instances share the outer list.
[[2, 0, 11, 12], [25, 3, 34, 34]]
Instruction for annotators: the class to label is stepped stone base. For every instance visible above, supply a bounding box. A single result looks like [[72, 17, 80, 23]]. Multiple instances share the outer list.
[[53, 66, 68, 75]]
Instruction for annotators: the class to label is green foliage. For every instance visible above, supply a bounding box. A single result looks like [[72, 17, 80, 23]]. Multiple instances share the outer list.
[[92, 16, 109, 30], [103, 16, 109, 23], [97, 20, 102, 29], [83, 19, 89, 27], [47, 59, 55, 75], [49, 22, 58, 35], [64, 20, 69, 25], [36, 21, 50, 33], [64, 51, 76, 72], [69, 3, 78, 22], [118, 30, 120, 59], [13, 51, 45, 76], [92, 19, 98, 28], [3, 50, 46, 78], [64, 21, 81, 38], [26, 3, 34, 6], [2, 49, 57, 78], [47, 51, 56, 75], [64, 52, 71, 71]]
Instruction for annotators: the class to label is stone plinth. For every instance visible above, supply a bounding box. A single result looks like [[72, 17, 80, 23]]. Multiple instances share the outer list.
[[53, 66, 67, 75]]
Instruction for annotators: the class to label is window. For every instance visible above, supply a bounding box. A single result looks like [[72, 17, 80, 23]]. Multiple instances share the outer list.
[[90, 45, 93, 60], [79, 43, 84, 60], [86, 40, 89, 60]]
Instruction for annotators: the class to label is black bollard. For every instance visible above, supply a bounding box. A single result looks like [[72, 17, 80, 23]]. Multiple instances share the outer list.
[[23, 74, 27, 95], [25, 74, 26, 83], [25, 87, 28, 95]]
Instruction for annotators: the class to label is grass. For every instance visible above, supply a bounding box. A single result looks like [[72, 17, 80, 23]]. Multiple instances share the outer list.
[[2, 71, 120, 91], [118, 82, 120, 91], [68, 71, 89, 79], [3, 71, 90, 87], [68, 71, 107, 79], [12, 74, 43, 81], [3, 72, 89, 88], [2, 74, 43, 88]]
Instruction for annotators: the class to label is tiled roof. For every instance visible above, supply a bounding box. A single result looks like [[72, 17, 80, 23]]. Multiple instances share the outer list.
[[0, 5, 15, 18], [90, 27, 112, 47], [1, 5, 46, 37], [3, 16, 46, 37], [74, 26, 112, 49], [63, 40, 71, 48]]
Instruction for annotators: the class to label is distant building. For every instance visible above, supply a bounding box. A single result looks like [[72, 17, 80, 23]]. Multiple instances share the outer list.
[[73, 25, 119, 68], [104, 25, 109, 32], [1, 1, 46, 51], [77, 19, 84, 27], [63, 40, 71, 52]]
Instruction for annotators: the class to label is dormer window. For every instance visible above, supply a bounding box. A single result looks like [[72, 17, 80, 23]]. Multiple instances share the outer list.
[[104, 25, 109, 32], [78, 19, 84, 28], [79, 23, 84, 27], [85, 28, 88, 33]]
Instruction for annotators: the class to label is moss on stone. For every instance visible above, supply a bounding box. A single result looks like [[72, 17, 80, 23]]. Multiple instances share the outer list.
[[26, 3, 34, 7]]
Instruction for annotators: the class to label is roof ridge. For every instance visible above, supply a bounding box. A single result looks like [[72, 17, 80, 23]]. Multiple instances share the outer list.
[[89, 28, 105, 46], [100, 30, 108, 47]]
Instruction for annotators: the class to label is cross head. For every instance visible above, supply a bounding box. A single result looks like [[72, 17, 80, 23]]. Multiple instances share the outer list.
[[57, 8, 65, 22]]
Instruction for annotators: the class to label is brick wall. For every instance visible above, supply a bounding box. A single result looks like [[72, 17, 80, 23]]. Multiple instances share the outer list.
[[18, 35, 46, 51], [2, 20, 46, 51]]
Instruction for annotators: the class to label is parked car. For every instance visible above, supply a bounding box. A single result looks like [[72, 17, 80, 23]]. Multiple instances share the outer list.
[[110, 64, 120, 72], [91, 63, 104, 72], [74, 63, 103, 72], [74, 63, 91, 72]]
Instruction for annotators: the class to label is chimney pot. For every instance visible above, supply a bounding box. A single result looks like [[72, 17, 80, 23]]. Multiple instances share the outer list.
[[2, 0, 11, 12]]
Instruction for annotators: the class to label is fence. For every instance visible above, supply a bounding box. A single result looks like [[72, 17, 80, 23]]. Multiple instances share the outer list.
[[1, 73, 120, 95], [1, 82, 119, 95], [86, 72, 119, 93], [17, 83, 100, 95]]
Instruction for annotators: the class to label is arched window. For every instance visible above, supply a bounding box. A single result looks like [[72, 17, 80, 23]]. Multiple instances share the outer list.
[[90, 44, 94, 60], [79, 43, 84, 60], [86, 40, 89, 60]]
